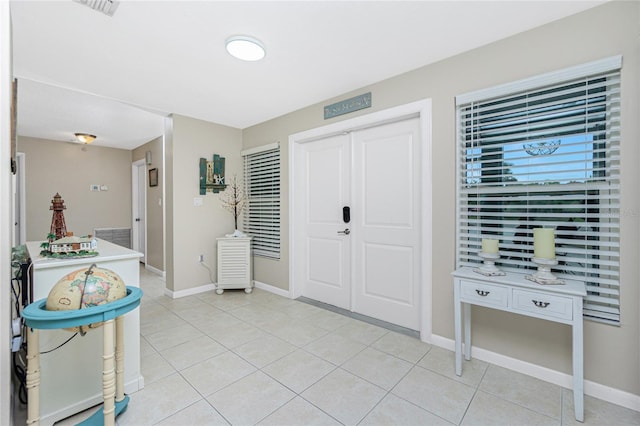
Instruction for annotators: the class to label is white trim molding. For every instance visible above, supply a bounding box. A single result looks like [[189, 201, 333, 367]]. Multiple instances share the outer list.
[[144, 263, 165, 278], [241, 141, 280, 157], [254, 280, 290, 298], [456, 55, 622, 104], [289, 99, 433, 343], [430, 334, 640, 412], [165, 283, 217, 299]]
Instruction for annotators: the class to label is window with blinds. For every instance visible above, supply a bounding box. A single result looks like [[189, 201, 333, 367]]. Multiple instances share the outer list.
[[455, 56, 622, 324], [242, 143, 280, 259]]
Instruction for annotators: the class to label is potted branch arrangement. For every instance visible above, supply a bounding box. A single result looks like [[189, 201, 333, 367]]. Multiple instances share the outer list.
[[219, 174, 247, 237]]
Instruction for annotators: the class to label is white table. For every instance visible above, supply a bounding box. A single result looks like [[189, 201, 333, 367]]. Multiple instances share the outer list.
[[452, 267, 587, 422], [26, 239, 143, 426]]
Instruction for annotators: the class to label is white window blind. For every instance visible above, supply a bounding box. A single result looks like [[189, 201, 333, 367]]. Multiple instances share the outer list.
[[242, 144, 280, 259], [456, 57, 622, 324]]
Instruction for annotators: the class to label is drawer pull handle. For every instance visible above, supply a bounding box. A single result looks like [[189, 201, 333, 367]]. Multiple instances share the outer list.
[[532, 300, 550, 308], [475, 290, 490, 297]]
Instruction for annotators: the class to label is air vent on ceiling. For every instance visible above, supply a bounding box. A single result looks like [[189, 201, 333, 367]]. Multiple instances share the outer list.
[[73, 0, 119, 17]]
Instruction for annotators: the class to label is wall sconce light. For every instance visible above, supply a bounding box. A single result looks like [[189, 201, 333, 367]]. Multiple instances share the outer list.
[[75, 133, 96, 144], [145, 151, 152, 165]]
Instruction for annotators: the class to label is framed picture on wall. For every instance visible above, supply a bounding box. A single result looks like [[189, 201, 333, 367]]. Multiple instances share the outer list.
[[149, 168, 158, 187]]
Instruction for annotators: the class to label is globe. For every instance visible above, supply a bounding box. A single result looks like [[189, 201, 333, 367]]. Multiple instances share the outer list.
[[46, 265, 127, 333]]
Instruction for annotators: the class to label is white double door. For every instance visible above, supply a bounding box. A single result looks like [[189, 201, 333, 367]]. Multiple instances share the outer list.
[[296, 118, 421, 330]]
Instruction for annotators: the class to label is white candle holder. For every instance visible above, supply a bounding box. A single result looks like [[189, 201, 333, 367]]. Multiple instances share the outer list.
[[525, 257, 565, 285], [474, 252, 506, 276]]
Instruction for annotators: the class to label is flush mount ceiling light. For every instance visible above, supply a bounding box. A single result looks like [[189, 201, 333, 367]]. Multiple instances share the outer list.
[[225, 36, 266, 61], [75, 133, 97, 144]]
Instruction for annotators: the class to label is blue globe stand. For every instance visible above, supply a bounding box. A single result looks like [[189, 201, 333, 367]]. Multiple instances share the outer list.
[[78, 395, 129, 426], [22, 287, 143, 426]]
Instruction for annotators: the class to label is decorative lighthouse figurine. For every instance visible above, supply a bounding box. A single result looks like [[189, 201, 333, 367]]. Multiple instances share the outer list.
[[49, 193, 68, 240]]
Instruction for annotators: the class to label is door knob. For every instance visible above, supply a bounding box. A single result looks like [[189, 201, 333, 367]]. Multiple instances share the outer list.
[[337, 228, 350, 235]]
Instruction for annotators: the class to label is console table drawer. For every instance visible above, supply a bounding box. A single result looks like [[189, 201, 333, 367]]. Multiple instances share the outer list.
[[512, 289, 573, 321], [460, 280, 508, 308]]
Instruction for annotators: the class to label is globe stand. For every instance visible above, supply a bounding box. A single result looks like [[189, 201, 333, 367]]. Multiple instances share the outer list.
[[22, 287, 143, 426]]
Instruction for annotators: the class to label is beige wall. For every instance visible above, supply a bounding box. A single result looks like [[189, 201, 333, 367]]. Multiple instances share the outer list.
[[19, 136, 133, 241], [165, 114, 243, 293], [133, 136, 164, 271], [243, 1, 639, 396]]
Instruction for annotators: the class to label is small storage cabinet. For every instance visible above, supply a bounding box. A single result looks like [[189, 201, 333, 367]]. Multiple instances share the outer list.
[[216, 236, 253, 294]]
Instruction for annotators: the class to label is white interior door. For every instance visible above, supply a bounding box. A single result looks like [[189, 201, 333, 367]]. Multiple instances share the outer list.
[[352, 118, 421, 329], [297, 118, 421, 330], [132, 160, 146, 262], [296, 133, 351, 309]]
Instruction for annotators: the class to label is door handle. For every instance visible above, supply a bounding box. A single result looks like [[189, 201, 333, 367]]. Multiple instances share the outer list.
[[337, 228, 350, 235]]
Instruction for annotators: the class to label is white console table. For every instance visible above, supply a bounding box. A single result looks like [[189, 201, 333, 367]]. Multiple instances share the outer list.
[[452, 267, 587, 422]]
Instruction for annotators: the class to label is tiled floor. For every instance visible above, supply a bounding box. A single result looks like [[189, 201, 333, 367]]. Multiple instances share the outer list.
[[23, 266, 640, 425]]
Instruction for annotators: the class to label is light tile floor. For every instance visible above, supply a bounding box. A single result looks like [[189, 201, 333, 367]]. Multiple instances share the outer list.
[[24, 266, 640, 425]]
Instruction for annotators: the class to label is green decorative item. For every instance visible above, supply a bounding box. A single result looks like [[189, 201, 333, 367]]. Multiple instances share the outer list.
[[199, 154, 227, 194]]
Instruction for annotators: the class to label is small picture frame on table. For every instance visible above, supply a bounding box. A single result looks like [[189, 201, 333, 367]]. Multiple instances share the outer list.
[[149, 168, 158, 187]]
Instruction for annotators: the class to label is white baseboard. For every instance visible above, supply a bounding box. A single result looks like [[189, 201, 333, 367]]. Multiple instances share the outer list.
[[165, 282, 217, 299], [165, 280, 289, 299], [39, 376, 143, 426], [430, 334, 640, 412], [254, 280, 291, 298], [124, 375, 144, 395], [144, 264, 165, 278]]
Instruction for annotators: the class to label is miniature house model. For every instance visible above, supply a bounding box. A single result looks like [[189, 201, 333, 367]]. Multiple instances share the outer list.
[[48, 233, 94, 254]]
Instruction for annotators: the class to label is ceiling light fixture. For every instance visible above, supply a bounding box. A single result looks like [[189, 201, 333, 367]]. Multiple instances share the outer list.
[[225, 36, 266, 61], [75, 133, 97, 144], [73, 0, 120, 17]]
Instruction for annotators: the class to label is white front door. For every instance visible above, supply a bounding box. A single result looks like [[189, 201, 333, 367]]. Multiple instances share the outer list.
[[351, 118, 421, 329], [295, 133, 351, 309], [296, 117, 421, 330]]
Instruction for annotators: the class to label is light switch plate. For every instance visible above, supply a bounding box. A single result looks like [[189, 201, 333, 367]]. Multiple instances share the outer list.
[[193, 197, 203, 207]]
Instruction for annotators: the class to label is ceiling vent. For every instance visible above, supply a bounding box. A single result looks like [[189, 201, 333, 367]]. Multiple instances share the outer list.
[[73, 0, 120, 17]]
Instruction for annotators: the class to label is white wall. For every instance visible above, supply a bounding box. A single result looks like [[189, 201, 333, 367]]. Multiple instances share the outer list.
[[1, 2, 12, 423]]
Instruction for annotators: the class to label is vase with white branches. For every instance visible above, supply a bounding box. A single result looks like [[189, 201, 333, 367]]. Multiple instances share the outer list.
[[219, 174, 246, 237]]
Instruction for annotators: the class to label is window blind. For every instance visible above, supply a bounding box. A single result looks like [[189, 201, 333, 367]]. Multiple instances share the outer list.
[[455, 57, 622, 324], [243, 144, 280, 259]]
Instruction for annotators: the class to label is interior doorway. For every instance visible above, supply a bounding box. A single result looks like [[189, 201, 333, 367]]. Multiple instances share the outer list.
[[132, 159, 146, 263], [290, 100, 433, 341], [13, 152, 26, 246]]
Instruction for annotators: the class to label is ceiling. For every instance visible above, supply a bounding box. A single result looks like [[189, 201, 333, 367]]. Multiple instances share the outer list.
[[10, 0, 606, 150]]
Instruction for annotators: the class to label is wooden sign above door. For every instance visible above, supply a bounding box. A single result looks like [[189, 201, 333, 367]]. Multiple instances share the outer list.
[[324, 92, 372, 120]]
